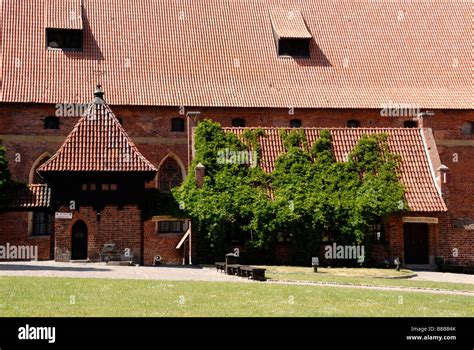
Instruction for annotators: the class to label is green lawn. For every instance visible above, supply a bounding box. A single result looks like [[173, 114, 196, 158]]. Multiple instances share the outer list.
[[0, 276, 472, 317], [261, 266, 474, 292]]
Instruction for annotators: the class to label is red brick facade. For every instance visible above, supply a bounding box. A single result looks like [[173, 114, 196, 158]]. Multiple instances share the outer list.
[[1, 103, 473, 266]]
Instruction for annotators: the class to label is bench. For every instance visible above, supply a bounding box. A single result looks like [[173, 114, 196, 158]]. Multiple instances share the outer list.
[[226, 264, 241, 276], [435, 257, 474, 274], [239, 265, 266, 281], [215, 262, 225, 273]]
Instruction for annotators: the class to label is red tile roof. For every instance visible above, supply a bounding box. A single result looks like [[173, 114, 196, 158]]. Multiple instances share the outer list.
[[9, 184, 51, 209], [37, 91, 158, 173], [270, 8, 312, 39], [1, 0, 472, 108], [224, 127, 447, 212]]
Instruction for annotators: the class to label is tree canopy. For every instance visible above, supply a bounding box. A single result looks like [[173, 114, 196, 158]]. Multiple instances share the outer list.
[[173, 120, 406, 264]]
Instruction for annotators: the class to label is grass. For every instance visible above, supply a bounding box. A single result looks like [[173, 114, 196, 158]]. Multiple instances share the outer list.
[[261, 266, 474, 292], [0, 276, 473, 317]]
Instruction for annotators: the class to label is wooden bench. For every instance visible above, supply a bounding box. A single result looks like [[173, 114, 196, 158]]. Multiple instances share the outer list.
[[239, 265, 266, 281], [226, 264, 242, 276], [215, 262, 226, 273]]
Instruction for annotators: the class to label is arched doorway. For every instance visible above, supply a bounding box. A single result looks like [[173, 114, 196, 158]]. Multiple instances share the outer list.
[[71, 220, 88, 260]]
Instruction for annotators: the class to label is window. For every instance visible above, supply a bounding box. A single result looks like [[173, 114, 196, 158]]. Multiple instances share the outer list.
[[347, 120, 360, 128], [102, 184, 110, 191], [290, 119, 302, 128], [461, 122, 474, 136], [44, 116, 59, 130], [171, 118, 185, 132], [371, 221, 386, 243], [159, 158, 182, 192], [158, 221, 184, 233], [46, 28, 83, 50], [81, 184, 97, 191], [278, 38, 310, 57], [231, 118, 245, 127], [32, 211, 52, 236], [404, 120, 418, 128]]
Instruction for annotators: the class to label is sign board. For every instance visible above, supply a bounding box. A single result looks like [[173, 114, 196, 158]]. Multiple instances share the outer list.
[[312, 257, 319, 266], [55, 212, 72, 220], [453, 219, 474, 231], [402, 216, 438, 224]]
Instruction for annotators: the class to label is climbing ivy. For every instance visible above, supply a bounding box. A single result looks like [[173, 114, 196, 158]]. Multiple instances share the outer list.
[[173, 121, 406, 265]]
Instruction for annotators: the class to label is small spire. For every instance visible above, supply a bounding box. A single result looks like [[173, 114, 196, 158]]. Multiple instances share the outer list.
[[94, 84, 104, 101]]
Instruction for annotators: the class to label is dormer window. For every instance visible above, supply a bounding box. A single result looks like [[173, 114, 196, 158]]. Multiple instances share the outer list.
[[45, 0, 83, 51], [278, 38, 310, 57], [46, 29, 83, 50], [270, 9, 312, 58]]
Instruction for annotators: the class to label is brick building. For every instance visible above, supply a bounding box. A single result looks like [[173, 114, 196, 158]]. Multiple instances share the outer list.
[[0, 0, 472, 267]]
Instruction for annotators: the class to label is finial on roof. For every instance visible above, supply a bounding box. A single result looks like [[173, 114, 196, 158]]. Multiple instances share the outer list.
[[94, 84, 104, 101]]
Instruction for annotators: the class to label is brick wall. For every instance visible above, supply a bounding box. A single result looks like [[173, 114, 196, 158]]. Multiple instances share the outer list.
[[0, 211, 52, 260], [54, 205, 142, 264], [142, 220, 185, 265], [1, 102, 473, 266]]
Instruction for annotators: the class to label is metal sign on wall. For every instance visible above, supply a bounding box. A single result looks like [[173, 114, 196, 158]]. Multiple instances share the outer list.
[[402, 217, 438, 224], [453, 219, 474, 231], [55, 212, 73, 220]]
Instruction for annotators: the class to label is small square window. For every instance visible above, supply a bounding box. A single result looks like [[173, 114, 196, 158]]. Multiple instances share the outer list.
[[81, 184, 88, 191], [347, 120, 360, 128], [290, 119, 302, 128], [90, 184, 96, 191], [44, 116, 59, 130], [461, 122, 474, 136], [404, 120, 418, 128], [171, 118, 185, 132], [232, 118, 245, 127], [46, 28, 83, 50], [110, 184, 118, 191], [102, 184, 110, 191]]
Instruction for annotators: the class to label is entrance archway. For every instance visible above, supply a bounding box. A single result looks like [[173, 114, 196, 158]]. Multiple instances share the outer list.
[[71, 220, 88, 260]]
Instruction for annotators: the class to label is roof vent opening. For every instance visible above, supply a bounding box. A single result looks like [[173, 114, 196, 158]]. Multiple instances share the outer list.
[[45, 0, 83, 51], [270, 9, 312, 58]]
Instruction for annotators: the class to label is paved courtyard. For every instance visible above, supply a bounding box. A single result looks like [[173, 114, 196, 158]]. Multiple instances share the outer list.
[[0, 261, 247, 283], [0, 261, 474, 288]]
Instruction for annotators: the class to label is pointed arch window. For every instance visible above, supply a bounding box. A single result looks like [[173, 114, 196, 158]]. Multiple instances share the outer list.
[[159, 158, 183, 192], [29, 153, 53, 236]]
